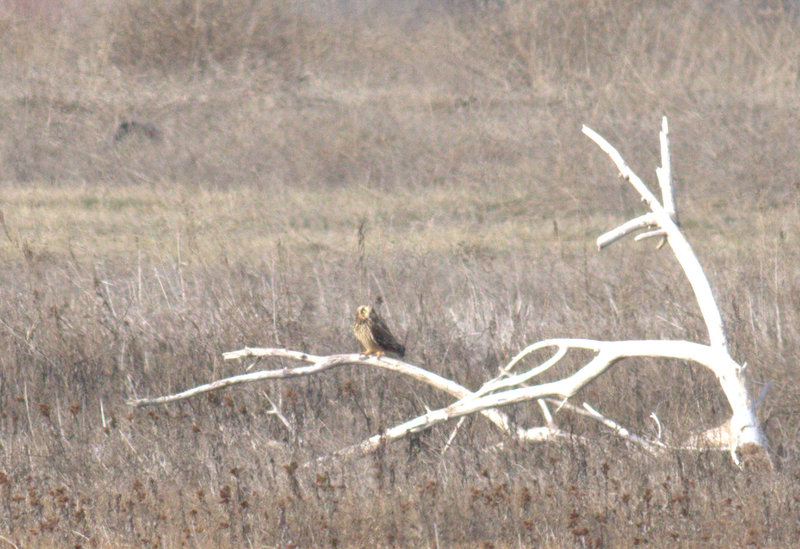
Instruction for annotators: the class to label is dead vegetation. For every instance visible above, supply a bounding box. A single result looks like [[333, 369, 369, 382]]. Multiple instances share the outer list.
[[0, 0, 799, 546]]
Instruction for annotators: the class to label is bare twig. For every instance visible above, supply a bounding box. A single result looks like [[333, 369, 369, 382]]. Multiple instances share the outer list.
[[441, 417, 466, 455], [262, 391, 298, 441], [541, 397, 665, 453], [0, 534, 20, 549], [537, 399, 554, 427], [650, 413, 663, 440], [581, 402, 664, 454]]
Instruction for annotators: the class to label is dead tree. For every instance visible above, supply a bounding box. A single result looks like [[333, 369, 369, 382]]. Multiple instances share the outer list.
[[127, 117, 769, 467]]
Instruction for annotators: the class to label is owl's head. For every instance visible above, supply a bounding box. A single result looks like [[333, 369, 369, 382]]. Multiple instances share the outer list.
[[356, 305, 371, 320]]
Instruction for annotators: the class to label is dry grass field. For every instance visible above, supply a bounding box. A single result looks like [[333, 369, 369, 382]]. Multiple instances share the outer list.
[[1, 0, 800, 546]]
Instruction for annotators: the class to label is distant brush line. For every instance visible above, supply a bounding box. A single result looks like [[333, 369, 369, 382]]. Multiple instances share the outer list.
[[112, 120, 162, 143]]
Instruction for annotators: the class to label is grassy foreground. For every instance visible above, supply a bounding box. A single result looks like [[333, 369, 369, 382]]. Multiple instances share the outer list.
[[1, 0, 800, 546]]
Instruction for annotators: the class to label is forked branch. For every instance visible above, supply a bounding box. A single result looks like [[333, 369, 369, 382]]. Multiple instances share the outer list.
[[584, 119, 727, 350], [583, 117, 766, 464]]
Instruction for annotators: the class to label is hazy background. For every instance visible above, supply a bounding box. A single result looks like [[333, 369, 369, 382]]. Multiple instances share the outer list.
[[0, 0, 798, 546]]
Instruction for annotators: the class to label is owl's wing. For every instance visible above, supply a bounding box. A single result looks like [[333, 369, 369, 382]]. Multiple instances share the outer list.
[[371, 312, 405, 357]]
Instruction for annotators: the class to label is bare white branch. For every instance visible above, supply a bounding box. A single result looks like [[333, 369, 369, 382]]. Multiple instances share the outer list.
[[325, 406, 577, 465], [649, 412, 663, 440], [261, 391, 298, 440], [537, 399, 554, 426], [634, 229, 667, 242], [323, 338, 757, 463], [484, 344, 568, 396], [657, 116, 678, 224], [130, 348, 514, 434], [441, 417, 466, 455], [582, 125, 668, 215], [597, 213, 658, 250], [128, 351, 353, 407], [580, 402, 664, 454], [583, 123, 728, 351]]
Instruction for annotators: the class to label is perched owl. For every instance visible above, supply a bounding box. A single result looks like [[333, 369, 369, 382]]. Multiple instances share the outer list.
[[353, 305, 405, 357]]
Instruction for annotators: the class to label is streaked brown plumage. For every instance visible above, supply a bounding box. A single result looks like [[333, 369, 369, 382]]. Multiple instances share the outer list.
[[353, 305, 405, 357]]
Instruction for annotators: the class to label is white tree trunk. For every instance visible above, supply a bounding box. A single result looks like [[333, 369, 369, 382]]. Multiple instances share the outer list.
[[583, 118, 767, 464]]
